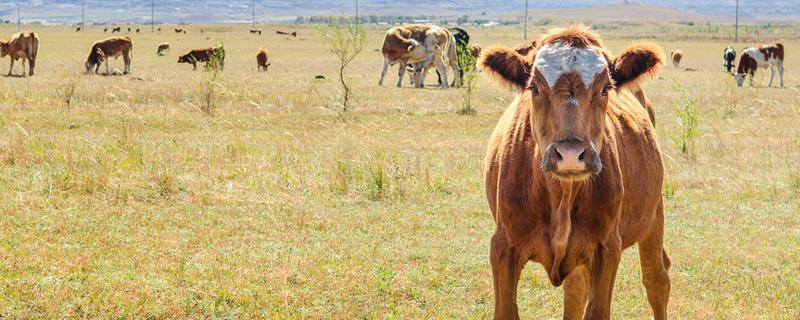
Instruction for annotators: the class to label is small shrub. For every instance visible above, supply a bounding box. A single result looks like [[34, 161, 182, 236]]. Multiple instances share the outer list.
[[672, 84, 699, 160], [200, 43, 225, 116], [58, 75, 80, 108], [319, 19, 365, 113]]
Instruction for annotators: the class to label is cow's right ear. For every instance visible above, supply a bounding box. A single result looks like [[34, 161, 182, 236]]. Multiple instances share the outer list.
[[478, 47, 532, 91]]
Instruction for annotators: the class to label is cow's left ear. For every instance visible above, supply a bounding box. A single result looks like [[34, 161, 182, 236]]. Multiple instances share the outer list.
[[609, 42, 663, 90], [478, 46, 532, 92]]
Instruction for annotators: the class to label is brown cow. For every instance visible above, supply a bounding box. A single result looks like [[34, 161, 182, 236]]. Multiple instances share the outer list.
[[174, 28, 183, 34], [157, 42, 170, 56], [403, 24, 460, 88], [670, 49, 683, 67], [0, 32, 39, 76], [378, 26, 430, 87], [512, 39, 538, 56], [734, 43, 784, 87], [178, 47, 224, 71], [468, 43, 482, 58], [479, 25, 669, 319], [85, 36, 132, 75], [256, 48, 271, 71], [111, 27, 121, 33]]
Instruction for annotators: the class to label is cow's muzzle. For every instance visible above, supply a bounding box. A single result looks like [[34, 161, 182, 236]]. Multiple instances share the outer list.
[[542, 139, 602, 179]]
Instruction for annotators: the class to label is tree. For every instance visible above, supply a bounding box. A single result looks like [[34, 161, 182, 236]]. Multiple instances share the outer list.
[[319, 20, 365, 113]]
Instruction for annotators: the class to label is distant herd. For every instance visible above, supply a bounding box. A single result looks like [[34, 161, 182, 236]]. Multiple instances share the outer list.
[[0, 25, 787, 89]]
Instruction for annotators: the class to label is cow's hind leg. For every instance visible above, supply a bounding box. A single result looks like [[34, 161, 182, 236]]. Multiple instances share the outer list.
[[123, 53, 131, 74], [768, 66, 775, 87], [638, 200, 671, 320], [563, 266, 589, 320], [7, 58, 13, 76], [396, 61, 407, 87], [490, 232, 526, 320], [777, 62, 784, 87], [378, 60, 389, 86], [28, 56, 35, 76]]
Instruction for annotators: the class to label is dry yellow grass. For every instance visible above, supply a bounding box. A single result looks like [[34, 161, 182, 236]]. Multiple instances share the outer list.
[[0, 23, 798, 318]]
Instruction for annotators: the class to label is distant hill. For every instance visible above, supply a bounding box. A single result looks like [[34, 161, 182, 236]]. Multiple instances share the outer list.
[[499, 4, 721, 24], [0, 1, 796, 24]]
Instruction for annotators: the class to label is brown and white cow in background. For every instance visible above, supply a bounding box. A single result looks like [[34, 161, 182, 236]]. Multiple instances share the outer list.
[[735, 43, 784, 87], [670, 49, 683, 67], [405, 24, 460, 88], [157, 42, 170, 56], [378, 26, 429, 87], [85, 36, 133, 75], [480, 25, 670, 319], [0, 31, 39, 76]]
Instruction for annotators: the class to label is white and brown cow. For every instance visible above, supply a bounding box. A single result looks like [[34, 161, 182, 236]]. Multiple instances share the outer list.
[[157, 42, 170, 56], [378, 26, 429, 87], [480, 25, 669, 319], [404, 24, 460, 88], [735, 43, 784, 87], [0, 31, 39, 76]]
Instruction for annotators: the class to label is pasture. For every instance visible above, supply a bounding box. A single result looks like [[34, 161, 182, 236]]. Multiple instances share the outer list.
[[0, 23, 799, 318]]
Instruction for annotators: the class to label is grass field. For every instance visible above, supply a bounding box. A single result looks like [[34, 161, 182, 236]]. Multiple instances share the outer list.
[[0, 23, 799, 319]]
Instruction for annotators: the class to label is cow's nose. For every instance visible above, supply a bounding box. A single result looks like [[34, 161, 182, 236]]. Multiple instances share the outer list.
[[555, 144, 586, 172]]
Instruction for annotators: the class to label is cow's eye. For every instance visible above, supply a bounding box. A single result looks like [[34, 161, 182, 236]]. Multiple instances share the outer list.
[[530, 85, 540, 96], [601, 85, 610, 96]]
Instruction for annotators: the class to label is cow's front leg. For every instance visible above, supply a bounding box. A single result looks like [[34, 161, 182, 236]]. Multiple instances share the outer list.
[[491, 232, 526, 320], [563, 266, 589, 320], [768, 66, 775, 87], [584, 232, 622, 320], [8, 58, 14, 76]]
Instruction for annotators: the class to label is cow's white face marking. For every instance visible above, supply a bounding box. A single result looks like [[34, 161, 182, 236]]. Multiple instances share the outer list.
[[534, 42, 607, 89]]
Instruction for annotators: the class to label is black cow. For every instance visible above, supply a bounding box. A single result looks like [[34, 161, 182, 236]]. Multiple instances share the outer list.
[[724, 46, 736, 72]]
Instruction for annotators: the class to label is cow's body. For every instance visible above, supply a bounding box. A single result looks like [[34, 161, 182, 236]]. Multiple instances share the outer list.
[[85, 36, 132, 75], [250, 29, 262, 35], [378, 26, 430, 87], [0, 31, 39, 76], [256, 48, 271, 71], [111, 27, 121, 33], [157, 42, 170, 56], [724, 46, 736, 72], [178, 47, 224, 71], [670, 49, 682, 67], [735, 43, 784, 87], [480, 25, 669, 319], [276, 30, 296, 37], [174, 28, 183, 34]]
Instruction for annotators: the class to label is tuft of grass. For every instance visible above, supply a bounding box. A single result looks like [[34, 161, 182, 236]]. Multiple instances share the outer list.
[[672, 83, 699, 160]]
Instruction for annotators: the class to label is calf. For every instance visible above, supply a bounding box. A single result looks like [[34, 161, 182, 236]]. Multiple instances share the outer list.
[[178, 47, 225, 71], [256, 47, 271, 71], [724, 46, 736, 72], [157, 42, 170, 56], [85, 36, 133, 75], [670, 49, 683, 67], [377, 26, 430, 87], [480, 25, 669, 319], [0, 31, 39, 76], [735, 43, 784, 87]]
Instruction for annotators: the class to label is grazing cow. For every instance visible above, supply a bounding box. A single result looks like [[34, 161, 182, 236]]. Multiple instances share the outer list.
[[127, 27, 131, 33], [670, 49, 683, 67], [76, 27, 81, 32], [291, 31, 297, 37], [250, 29, 262, 35], [157, 27, 162, 32], [136, 28, 140, 33], [479, 25, 670, 319], [403, 24, 460, 88], [256, 48, 271, 71], [724, 46, 736, 72], [735, 43, 784, 87], [157, 42, 170, 56], [377, 26, 430, 87], [175, 28, 183, 34], [85, 36, 133, 75], [178, 47, 225, 71], [111, 27, 121, 33], [104, 27, 108, 32], [0, 32, 39, 76]]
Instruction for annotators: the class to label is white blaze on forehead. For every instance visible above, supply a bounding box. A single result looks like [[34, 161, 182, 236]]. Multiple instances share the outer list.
[[533, 42, 608, 89]]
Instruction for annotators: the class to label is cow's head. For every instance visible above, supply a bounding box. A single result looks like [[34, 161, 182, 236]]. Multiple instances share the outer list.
[[0, 40, 9, 57], [479, 25, 663, 181], [406, 39, 426, 61], [733, 73, 746, 87], [177, 54, 191, 64], [85, 48, 105, 73]]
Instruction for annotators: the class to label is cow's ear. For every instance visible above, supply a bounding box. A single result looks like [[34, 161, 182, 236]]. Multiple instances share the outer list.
[[609, 42, 663, 90], [478, 46, 532, 91]]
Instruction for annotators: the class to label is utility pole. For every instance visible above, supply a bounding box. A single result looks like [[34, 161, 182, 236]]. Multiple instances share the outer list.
[[17, 3, 20, 31], [523, 0, 528, 39], [151, 0, 155, 32], [252, 0, 255, 29], [355, 0, 359, 24], [81, 0, 85, 30], [734, 0, 739, 42]]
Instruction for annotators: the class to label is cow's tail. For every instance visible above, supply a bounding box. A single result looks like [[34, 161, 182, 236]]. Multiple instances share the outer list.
[[775, 43, 784, 61]]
